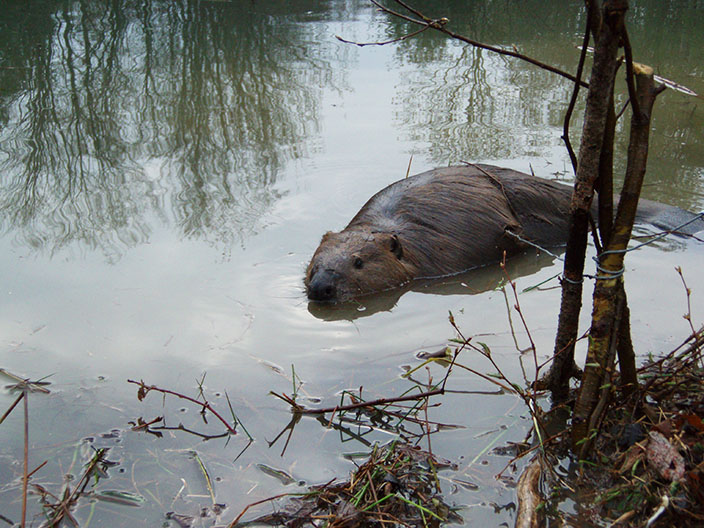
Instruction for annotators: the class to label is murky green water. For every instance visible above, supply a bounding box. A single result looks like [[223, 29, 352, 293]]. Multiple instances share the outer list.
[[1, 1, 702, 525]]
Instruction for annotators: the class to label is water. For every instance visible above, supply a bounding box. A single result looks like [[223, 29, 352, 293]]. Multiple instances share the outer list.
[[0, 1, 702, 525]]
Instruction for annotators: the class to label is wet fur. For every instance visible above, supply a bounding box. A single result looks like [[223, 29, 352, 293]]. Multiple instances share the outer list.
[[305, 164, 704, 302], [305, 164, 572, 302]]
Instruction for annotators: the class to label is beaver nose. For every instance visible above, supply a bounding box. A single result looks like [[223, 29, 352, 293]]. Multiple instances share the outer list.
[[307, 269, 338, 302]]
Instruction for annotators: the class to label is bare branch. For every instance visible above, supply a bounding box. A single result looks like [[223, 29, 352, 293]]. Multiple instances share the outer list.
[[283, 388, 444, 415], [621, 26, 641, 121], [336, 24, 431, 47], [369, 0, 589, 88], [127, 379, 238, 436], [563, 9, 593, 174]]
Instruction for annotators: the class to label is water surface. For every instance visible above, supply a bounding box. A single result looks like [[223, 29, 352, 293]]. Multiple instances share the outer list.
[[1, 1, 703, 525]]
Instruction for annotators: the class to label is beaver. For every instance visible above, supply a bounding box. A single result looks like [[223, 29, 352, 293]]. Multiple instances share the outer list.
[[305, 164, 704, 303]]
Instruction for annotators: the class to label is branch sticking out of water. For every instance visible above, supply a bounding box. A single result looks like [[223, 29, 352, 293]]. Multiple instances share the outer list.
[[352, 0, 590, 88], [273, 388, 444, 416], [336, 23, 432, 47], [127, 378, 238, 436], [35, 448, 111, 526]]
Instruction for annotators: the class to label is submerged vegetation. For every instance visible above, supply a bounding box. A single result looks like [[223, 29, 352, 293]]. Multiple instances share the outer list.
[[233, 441, 463, 528]]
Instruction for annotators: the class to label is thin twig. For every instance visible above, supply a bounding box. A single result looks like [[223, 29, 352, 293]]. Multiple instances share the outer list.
[[500, 255, 538, 376], [0, 369, 51, 393], [26, 460, 48, 480], [127, 379, 237, 435], [496, 430, 565, 478], [22, 388, 28, 528], [292, 389, 444, 415], [675, 266, 696, 336], [620, 27, 641, 121], [423, 369, 433, 456], [638, 326, 703, 376], [227, 493, 295, 527], [336, 24, 431, 47], [446, 359, 517, 393], [151, 424, 229, 441], [451, 314, 529, 400], [369, 0, 589, 88], [43, 449, 109, 526], [0, 392, 24, 425], [563, 8, 592, 174]]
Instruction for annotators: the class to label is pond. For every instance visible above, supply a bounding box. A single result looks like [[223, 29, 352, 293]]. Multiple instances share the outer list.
[[1, 0, 703, 526]]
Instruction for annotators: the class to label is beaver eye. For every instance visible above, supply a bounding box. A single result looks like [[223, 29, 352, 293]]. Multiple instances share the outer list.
[[353, 257, 364, 269]]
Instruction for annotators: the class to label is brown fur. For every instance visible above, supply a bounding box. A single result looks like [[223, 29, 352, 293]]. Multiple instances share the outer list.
[[305, 164, 574, 302]]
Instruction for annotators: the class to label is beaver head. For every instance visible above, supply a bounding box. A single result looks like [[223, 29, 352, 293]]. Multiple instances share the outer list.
[[305, 228, 415, 302]]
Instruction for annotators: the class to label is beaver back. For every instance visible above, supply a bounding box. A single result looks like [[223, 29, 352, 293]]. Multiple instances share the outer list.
[[346, 164, 571, 278]]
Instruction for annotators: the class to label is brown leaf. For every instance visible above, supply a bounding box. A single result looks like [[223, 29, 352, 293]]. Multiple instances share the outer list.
[[682, 413, 704, 432], [652, 420, 673, 437], [687, 470, 704, 504]]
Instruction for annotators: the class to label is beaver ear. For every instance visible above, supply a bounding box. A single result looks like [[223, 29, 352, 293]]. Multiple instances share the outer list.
[[389, 234, 403, 260]]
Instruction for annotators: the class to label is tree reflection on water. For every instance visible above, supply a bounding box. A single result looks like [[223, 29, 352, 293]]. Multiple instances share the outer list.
[[0, 0, 343, 260]]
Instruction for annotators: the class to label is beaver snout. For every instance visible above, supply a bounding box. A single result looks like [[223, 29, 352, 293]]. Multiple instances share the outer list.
[[307, 269, 340, 302]]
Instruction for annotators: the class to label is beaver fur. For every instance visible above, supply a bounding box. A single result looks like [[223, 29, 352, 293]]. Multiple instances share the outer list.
[[305, 164, 703, 303]]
